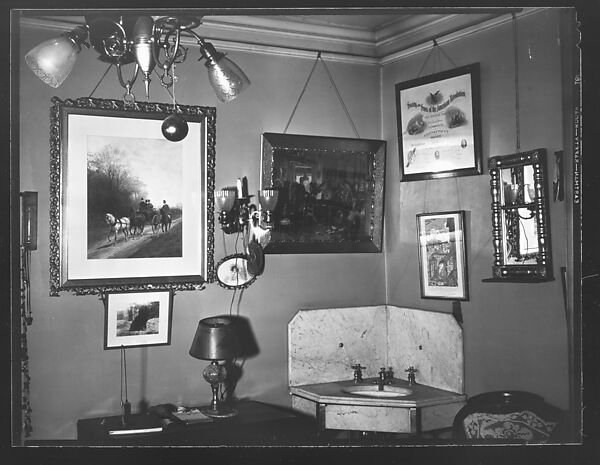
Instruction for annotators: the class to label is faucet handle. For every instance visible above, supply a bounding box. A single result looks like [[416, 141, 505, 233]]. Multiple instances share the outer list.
[[351, 364, 365, 382], [405, 366, 418, 385]]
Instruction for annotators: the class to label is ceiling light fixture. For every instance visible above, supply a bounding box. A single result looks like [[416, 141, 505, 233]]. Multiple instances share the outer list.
[[25, 14, 251, 103]]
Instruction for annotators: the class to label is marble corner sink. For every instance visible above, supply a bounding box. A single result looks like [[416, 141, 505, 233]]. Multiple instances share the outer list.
[[341, 385, 412, 398]]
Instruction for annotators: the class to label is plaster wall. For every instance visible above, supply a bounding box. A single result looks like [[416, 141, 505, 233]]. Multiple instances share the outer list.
[[382, 9, 571, 409], [18, 23, 385, 440], [17, 8, 574, 440]]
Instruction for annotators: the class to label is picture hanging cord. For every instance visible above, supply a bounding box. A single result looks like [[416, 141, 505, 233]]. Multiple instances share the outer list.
[[283, 51, 360, 138], [170, 63, 178, 109], [416, 39, 458, 79], [454, 177, 462, 211], [88, 63, 114, 98], [417, 39, 460, 214], [512, 13, 521, 152]]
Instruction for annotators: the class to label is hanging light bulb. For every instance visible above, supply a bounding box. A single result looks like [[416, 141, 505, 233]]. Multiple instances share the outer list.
[[161, 114, 189, 142], [25, 25, 88, 88], [198, 41, 250, 102]]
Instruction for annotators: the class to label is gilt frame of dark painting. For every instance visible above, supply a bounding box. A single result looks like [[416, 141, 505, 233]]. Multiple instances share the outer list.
[[395, 63, 482, 181], [417, 210, 469, 301], [104, 290, 173, 349], [49, 97, 215, 296], [260, 133, 386, 254]]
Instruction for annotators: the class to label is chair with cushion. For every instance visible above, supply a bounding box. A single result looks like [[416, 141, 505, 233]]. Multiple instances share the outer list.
[[452, 391, 565, 444]]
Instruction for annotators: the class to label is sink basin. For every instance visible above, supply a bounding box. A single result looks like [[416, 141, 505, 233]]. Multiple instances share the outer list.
[[342, 385, 413, 398]]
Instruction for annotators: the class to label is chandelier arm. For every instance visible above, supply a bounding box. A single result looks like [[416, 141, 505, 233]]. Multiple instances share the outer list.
[[187, 29, 203, 45], [187, 30, 212, 62], [152, 27, 182, 73], [115, 62, 140, 90]]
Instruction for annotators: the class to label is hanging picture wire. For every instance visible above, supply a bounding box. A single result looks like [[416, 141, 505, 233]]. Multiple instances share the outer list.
[[512, 13, 521, 153], [414, 39, 462, 210], [283, 51, 360, 138]]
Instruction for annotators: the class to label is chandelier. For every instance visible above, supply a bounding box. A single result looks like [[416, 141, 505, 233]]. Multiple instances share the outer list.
[[25, 14, 251, 103]]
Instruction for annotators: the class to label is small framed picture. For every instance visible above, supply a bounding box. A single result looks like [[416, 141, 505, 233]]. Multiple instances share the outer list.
[[395, 63, 482, 181], [417, 211, 468, 300], [104, 291, 173, 349]]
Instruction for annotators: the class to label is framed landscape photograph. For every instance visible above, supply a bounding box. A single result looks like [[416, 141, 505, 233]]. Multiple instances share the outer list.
[[417, 210, 468, 300], [395, 63, 482, 181], [49, 97, 215, 295], [260, 133, 386, 254], [104, 291, 173, 349]]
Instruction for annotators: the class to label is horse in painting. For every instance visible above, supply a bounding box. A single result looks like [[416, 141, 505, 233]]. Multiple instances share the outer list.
[[105, 213, 130, 244], [160, 211, 172, 233], [129, 210, 146, 237]]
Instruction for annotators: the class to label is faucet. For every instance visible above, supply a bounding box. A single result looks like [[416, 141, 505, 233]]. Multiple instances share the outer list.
[[351, 364, 365, 383], [373, 367, 392, 391], [405, 366, 418, 386], [385, 367, 394, 379]]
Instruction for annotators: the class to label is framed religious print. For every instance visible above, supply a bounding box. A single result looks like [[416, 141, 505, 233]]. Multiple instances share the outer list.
[[104, 291, 173, 349], [260, 132, 386, 254], [417, 210, 469, 300], [49, 97, 215, 295], [395, 63, 482, 181]]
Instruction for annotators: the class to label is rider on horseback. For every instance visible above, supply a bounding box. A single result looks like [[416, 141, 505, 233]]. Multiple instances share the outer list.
[[160, 200, 172, 233], [160, 200, 170, 217]]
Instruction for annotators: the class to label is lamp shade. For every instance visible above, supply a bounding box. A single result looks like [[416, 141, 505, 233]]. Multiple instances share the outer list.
[[200, 42, 250, 102], [215, 189, 237, 212], [189, 316, 242, 361], [25, 35, 81, 88], [25, 26, 88, 88], [258, 188, 279, 211]]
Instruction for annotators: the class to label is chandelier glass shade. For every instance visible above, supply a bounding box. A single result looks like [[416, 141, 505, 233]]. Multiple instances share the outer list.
[[25, 26, 88, 88], [25, 14, 251, 103]]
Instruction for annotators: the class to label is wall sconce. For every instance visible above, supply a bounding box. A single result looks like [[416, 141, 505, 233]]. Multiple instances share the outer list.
[[25, 14, 250, 103], [215, 177, 279, 239]]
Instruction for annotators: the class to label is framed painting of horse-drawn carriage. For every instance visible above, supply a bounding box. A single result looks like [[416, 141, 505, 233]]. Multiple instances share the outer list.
[[49, 97, 215, 295]]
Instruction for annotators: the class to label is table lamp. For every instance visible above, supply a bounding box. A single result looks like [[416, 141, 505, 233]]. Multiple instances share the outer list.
[[189, 316, 243, 418]]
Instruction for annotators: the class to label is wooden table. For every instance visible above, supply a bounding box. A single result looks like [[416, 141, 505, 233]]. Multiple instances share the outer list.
[[77, 400, 319, 446]]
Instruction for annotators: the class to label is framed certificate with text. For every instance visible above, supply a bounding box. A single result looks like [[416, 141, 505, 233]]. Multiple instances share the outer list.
[[395, 63, 482, 182]]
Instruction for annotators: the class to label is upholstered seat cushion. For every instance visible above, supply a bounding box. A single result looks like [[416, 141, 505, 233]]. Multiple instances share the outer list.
[[462, 410, 558, 443]]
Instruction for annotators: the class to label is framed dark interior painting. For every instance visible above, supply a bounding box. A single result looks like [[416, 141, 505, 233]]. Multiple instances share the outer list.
[[104, 290, 173, 349], [49, 97, 215, 295], [417, 210, 469, 300], [395, 63, 482, 181], [261, 133, 386, 254]]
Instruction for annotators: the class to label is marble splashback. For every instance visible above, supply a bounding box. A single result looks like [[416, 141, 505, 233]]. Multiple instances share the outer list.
[[386, 305, 463, 393], [288, 305, 388, 386], [288, 305, 463, 393]]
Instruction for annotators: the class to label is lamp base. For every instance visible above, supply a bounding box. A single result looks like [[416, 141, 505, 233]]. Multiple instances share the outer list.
[[199, 404, 238, 418]]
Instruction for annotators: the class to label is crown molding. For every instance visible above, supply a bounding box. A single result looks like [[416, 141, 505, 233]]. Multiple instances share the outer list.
[[19, 8, 545, 66], [379, 7, 545, 65]]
